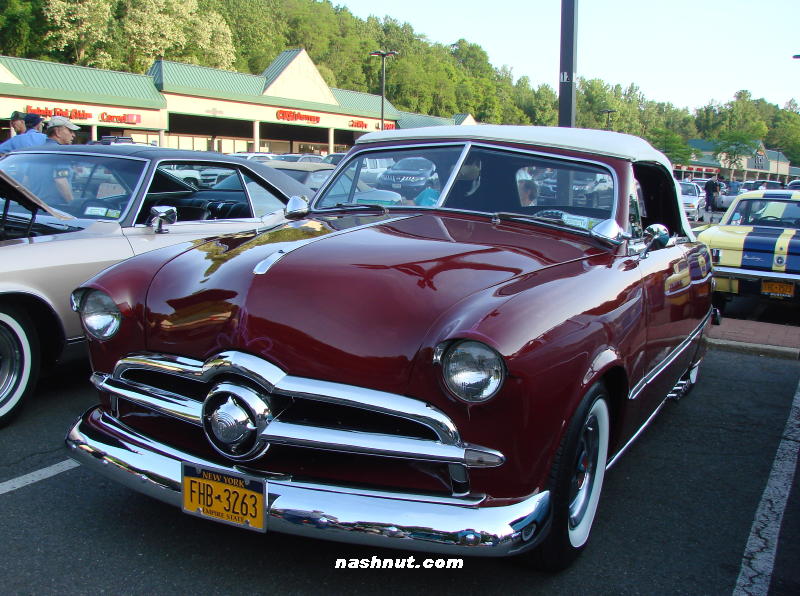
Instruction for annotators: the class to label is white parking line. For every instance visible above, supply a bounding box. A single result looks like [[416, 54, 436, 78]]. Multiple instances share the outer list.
[[0, 459, 79, 496], [733, 378, 800, 596]]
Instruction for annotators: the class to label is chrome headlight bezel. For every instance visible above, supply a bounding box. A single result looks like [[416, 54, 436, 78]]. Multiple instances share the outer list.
[[438, 339, 506, 403], [71, 288, 122, 341]]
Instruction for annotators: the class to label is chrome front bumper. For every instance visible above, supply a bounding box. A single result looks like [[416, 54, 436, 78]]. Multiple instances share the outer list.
[[66, 407, 550, 556]]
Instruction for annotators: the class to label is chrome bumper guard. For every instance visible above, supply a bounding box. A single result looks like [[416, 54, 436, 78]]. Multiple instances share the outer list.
[[713, 265, 800, 284], [66, 407, 550, 556]]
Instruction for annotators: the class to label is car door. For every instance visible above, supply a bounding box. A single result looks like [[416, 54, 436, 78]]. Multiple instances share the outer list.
[[628, 173, 701, 424], [122, 162, 287, 255]]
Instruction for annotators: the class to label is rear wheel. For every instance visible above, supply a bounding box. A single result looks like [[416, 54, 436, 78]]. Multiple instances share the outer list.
[[0, 306, 40, 426], [528, 383, 610, 571]]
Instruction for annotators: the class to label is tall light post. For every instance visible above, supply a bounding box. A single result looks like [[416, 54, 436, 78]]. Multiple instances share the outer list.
[[600, 109, 617, 130], [370, 50, 397, 131]]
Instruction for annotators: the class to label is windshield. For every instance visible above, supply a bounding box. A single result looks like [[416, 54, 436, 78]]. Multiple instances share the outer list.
[[313, 144, 616, 233], [0, 152, 145, 220], [727, 199, 800, 229], [680, 182, 699, 196]]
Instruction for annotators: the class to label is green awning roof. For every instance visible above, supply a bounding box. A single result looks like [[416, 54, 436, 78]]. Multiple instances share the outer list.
[[0, 56, 165, 109]]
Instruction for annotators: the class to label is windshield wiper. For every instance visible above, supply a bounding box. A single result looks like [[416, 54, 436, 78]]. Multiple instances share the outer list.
[[323, 202, 389, 214], [492, 210, 565, 225]]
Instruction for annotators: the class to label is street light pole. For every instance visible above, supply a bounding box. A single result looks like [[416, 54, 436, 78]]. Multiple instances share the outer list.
[[370, 50, 397, 131], [600, 109, 617, 130]]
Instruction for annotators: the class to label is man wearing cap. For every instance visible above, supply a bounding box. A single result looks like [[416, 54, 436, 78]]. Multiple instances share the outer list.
[[16, 116, 82, 206], [9, 111, 26, 136], [45, 115, 80, 145], [0, 113, 47, 152]]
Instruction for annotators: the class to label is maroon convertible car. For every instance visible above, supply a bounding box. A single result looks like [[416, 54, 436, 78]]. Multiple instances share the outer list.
[[66, 126, 714, 570]]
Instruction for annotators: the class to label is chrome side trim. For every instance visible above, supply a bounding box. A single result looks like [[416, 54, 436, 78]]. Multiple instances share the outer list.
[[606, 399, 667, 470], [628, 311, 710, 402], [103, 351, 504, 469], [712, 265, 800, 283], [66, 408, 549, 557]]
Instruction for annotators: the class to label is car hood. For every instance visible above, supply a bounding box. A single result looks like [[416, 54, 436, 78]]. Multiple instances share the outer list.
[[699, 225, 800, 272], [143, 212, 605, 391]]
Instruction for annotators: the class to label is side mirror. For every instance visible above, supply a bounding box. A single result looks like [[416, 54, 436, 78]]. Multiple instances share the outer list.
[[285, 195, 309, 220], [149, 205, 177, 234], [640, 223, 670, 258]]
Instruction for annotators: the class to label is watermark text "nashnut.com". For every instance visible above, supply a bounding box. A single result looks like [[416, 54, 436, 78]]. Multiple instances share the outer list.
[[335, 556, 464, 569]]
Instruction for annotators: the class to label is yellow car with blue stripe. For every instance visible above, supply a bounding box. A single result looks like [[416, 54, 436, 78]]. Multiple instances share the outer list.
[[697, 189, 800, 307]]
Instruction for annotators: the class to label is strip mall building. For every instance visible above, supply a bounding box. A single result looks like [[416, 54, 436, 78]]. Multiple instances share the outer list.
[[0, 49, 475, 154]]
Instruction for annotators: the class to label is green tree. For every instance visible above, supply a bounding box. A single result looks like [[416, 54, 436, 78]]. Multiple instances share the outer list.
[[200, 0, 287, 74], [118, 0, 235, 73], [713, 130, 759, 172], [43, 0, 116, 67], [766, 110, 800, 165], [0, 0, 47, 57], [646, 128, 693, 165]]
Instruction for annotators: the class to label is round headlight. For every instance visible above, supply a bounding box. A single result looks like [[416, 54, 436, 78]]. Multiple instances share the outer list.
[[442, 340, 505, 403], [78, 289, 121, 340]]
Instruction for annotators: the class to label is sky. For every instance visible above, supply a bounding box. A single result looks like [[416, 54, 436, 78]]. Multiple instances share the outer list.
[[337, 0, 799, 112]]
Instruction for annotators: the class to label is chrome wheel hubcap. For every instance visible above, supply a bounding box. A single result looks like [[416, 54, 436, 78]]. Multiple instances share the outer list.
[[569, 415, 599, 530]]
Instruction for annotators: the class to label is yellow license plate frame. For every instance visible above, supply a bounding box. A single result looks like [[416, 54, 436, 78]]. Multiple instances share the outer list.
[[761, 280, 794, 298], [181, 464, 266, 533]]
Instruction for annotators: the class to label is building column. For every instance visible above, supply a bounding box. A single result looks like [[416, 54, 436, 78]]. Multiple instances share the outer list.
[[328, 127, 335, 155], [253, 120, 260, 152], [158, 129, 166, 148], [90, 124, 98, 142]]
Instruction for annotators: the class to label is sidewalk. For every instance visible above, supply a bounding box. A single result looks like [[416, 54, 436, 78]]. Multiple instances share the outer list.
[[708, 317, 800, 359]]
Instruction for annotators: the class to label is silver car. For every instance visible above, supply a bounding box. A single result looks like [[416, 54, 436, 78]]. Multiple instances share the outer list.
[[0, 144, 310, 425], [679, 181, 706, 221]]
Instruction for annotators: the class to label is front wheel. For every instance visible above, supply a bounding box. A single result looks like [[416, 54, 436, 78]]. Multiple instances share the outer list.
[[528, 383, 610, 571], [0, 305, 40, 426]]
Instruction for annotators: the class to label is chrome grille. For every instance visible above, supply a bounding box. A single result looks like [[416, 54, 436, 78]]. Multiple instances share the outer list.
[[95, 351, 505, 496]]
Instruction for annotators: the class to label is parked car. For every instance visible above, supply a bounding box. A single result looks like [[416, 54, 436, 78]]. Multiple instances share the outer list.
[[738, 179, 784, 194], [357, 155, 395, 185], [272, 153, 324, 163], [786, 180, 800, 190], [0, 144, 310, 424], [233, 152, 279, 163], [322, 152, 346, 165], [680, 180, 706, 220], [374, 156, 439, 199], [66, 125, 713, 571], [697, 188, 800, 309], [263, 161, 335, 191]]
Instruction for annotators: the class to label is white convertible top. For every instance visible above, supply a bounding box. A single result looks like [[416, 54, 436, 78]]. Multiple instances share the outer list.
[[356, 125, 673, 169]]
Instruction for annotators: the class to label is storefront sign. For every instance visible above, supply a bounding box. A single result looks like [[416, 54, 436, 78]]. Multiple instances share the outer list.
[[276, 109, 321, 124], [27, 105, 92, 120], [100, 112, 142, 124], [349, 119, 368, 129], [374, 122, 396, 130]]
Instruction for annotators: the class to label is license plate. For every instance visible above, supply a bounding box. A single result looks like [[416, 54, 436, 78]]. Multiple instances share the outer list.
[[182, 464, 266, 532], [761, 280, 794, 298], [392, 183, 401, 189]]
